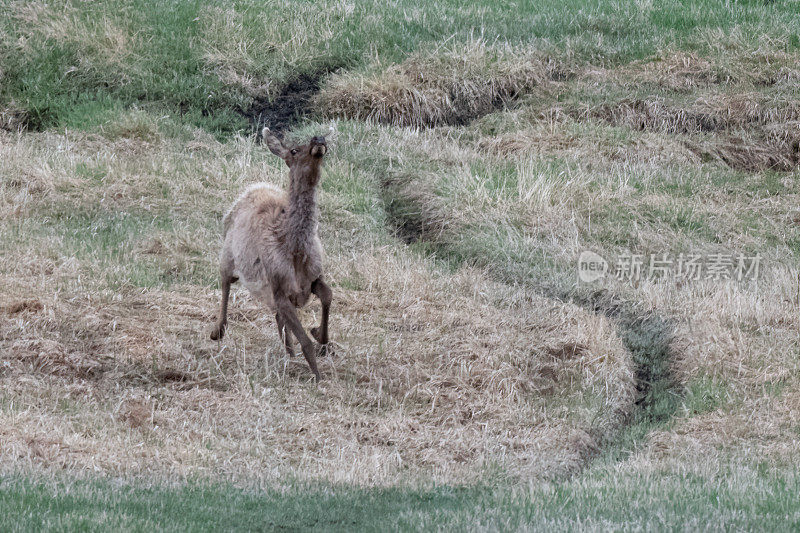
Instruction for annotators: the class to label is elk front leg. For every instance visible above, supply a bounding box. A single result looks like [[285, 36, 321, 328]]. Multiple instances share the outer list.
[[274, 292, 321, 381], [310, 278, 332, 355], [210, 267, 237, 340], [275, 312, 295, 356]]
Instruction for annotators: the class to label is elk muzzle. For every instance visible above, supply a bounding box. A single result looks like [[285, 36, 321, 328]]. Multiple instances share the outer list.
[[310, 136, 327, 157]]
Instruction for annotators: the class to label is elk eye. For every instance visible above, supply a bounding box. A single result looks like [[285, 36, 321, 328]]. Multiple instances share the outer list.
[[290, 149, 297, 155]]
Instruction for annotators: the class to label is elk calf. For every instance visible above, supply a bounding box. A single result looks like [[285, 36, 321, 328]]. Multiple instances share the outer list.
[[210, 128, 332, 381]]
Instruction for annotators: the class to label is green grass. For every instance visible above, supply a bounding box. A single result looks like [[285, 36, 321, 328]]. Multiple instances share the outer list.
[[683, 375, 731, 416], [3, 467, 800, 532], [0, 209, 217, 289], [2, 0, 799, 134]]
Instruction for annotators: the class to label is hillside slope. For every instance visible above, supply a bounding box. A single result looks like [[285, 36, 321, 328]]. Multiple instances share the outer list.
[[1, 0, 799, 527]]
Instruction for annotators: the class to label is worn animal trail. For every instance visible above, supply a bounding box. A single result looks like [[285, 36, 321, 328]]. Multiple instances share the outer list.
[[376, 168, 681, 471]]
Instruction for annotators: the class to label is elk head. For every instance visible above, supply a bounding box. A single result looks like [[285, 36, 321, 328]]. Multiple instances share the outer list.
[[262, 127, 327, 186]]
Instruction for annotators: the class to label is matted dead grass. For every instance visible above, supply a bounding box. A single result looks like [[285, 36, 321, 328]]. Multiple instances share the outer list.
[[649, 267, 800, 390], [642, 390, 800, 466], [559, 94, 800, 172], [476, 120, 701, 168], [2, 34, 798, 485], [0, 253, 635, 485], [313, 40, 560, 128], [600, 262, 800, 472], [479, 96, 800, 172], [312, 41, 800, 173], [568, 67, 800, 172], [685, 134, 800, 173]]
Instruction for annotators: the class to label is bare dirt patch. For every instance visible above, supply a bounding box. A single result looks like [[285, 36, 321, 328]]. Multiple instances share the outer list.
[[3, 299, 43, 314], [246, 68, 340, 133], [0, 104, 30, 132]]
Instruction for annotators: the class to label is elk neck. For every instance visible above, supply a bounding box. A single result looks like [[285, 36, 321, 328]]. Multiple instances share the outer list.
[[284, 167, 320, 254]]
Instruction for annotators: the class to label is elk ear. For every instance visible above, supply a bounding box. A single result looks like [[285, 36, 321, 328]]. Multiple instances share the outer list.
[[262, 127, 288, 160]]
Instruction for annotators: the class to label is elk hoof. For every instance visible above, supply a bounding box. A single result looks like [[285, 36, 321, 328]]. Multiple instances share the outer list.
[[310, 327, 325, 344], [316, 343, 334, 358], [210, 323, 226, 340]]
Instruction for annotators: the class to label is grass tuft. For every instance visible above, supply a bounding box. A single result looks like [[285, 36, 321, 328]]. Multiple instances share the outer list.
[[314, 40, 558, 128]]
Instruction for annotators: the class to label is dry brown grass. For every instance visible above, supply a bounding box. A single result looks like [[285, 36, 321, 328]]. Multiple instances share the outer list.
[[318, 40, 800, 173], [685, 134, 800, 173], [479, 95, 800, 172], [0, 257, 635, 484], [580, 233, 800, 472], [313, 40, 559, 128], [575, 55, 800, 172], [0, 128, 636, 485], [477, 120, 701, 169]]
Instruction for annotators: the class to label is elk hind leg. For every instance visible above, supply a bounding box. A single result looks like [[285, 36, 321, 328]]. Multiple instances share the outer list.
[[310, 278, 332, 355]]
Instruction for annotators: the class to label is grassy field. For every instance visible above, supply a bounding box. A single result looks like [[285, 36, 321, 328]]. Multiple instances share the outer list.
[[3, 466, 800, 531], [1, 0, 800, 529]]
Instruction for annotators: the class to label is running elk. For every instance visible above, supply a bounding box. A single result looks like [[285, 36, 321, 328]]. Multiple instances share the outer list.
[[210, 128, 332, 381]]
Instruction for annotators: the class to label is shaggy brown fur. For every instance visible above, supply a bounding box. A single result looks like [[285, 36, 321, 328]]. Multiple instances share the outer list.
[[209, 128, 332, 381]]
